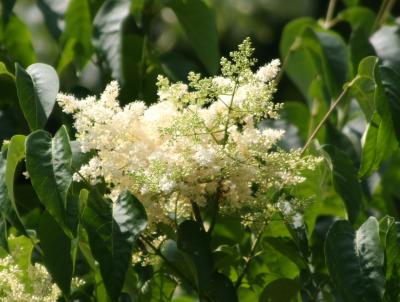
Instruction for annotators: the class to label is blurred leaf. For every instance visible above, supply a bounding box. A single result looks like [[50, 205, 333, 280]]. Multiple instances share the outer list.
[[15, 63, 59, 130], [325, 217, 385, 302], [92, 0, 130, 82], [280, 18, 349, 100], [259, 278, 300, 302], [177, 220, 213, 296], [1, 0, 15, 24], [338, 7, 375, 33], [169, 0, 219, 74], [58, 0, 93, 73], [341, 0, 359, 6], [205, 272, 238, 302], [370, 25, 400, 73], [39, 211, 73, 295], [36, 0, 67, 40], [25, 127, 73, 235], [83, 189, 147, 300], [1, 15, 36, 66], [324, 145, 362, 223], [264, 237, 307, 269]]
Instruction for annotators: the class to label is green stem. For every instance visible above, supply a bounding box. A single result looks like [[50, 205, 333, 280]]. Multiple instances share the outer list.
[[234, 223, 267, 290], [191, 201, 205, 231], [324, 0, 337, 28], [300, 77, 358, 155]]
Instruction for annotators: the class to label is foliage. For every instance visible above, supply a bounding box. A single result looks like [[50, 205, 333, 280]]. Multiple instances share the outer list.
[[0, 0, 400, 301]]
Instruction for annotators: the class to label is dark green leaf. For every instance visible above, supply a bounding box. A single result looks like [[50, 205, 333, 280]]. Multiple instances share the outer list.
[[113, 189, 147, 245], [15, 63, 59, 130], [379, 216, 400, 279], [324, 145, 362, 223], [264, 237, 307, 269], [25, 127, 72, 235], [206, 272, 238, 302], [39, 211, 73, 295], [83, 189, 147, 300], [92, 0, 130, 82], [1, 0, 16, 24], [169, 0, 219, 74], [177, 220, 213, 295], [259, 278, 300, 302], [325, 217, 385, 302]]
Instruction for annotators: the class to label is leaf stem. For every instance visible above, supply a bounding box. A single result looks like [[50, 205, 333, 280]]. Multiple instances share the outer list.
[[234, 223, 267, 290], [300, 77, 358, 155], [191, 201, 205, 231], [324, 0, 337, 29]]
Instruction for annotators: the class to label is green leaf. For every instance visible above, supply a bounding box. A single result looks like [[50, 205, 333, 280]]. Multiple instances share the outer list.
[[370, 25, 400, 73], [112, 189, 147, 245], [379, 216, 400, 279], [264, 237, 307, 269], [82, 189, 147, 300], [2, 15, 36, 66], [15, 63, 59, 130], [5, 135, 26, 224], [280, 18, 349, 100], [205, 272, 238, 302], [341, 0, 359, 6], [324, 146, 362, 224], [169, 0, 219, 74], [350, 56, 378, 120], [92, 0, 131, 82], [38, 211, 73, 295], [177, 220, 213, 295], [359, 113, 380, 178], [1, 0, 16, 24], [259, 278, 300, 302], [325, 217, 385, 302], [58, 0, 93, 72], [25, 127, 72, 235]]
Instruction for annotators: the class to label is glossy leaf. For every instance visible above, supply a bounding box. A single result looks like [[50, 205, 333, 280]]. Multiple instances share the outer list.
[[325, 217, 385, 302], [92, 0, 130, 82], [15, 63, 59, 130], [39, 211, 73, 295], [82, 189, 147, 300], [177, 220, 214, 295], [25, 127, 72, 234], [169, 0, 219, 74]]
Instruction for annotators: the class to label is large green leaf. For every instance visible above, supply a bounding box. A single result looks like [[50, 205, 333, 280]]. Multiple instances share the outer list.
[[205, 272, 238, 302], [280, 18, 349, 100], [25, 126, 72, 235], [325, 146, 362, 223], [38, 211, 73, 295], [82, 189, 147, 300], [169, 0, 219, 74], [325, 217, 385, 302], [58, 0, 93, 72], [92, 0, 130, 82], [2, 15, 36, 66], [15, 63, 59, 130], [177, 220, 214, 296]]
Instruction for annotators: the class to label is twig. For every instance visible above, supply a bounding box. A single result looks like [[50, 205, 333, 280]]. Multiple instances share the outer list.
[[234, 223, 267, 290], [300, 77, 358, 155]]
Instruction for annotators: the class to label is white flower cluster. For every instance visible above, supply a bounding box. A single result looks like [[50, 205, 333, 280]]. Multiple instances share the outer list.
[[0, 256, 60, 301], [58, 38, 321, 226]]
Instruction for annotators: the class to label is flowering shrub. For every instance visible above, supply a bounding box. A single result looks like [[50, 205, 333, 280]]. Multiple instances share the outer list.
[[58, 39, 320, 231]]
